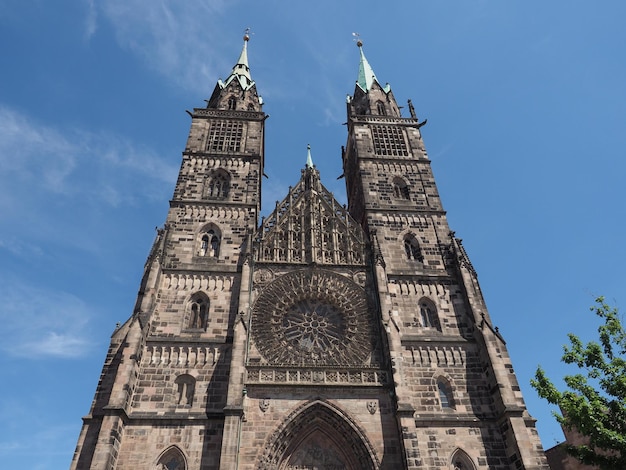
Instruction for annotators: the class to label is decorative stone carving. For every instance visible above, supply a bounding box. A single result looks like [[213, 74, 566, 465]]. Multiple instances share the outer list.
[[352, 270, 367, 287], [258, 401, 379, 470], [287, 443, 346, 469], [254, 166, 365, 265], [367, 401, 377, 415], [259, 398, 270, 413], [253, 268, 273, 285], [251, 269, 375, 366]]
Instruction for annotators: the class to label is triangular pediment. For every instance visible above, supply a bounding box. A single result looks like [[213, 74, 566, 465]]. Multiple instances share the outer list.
[[256, 167, 366, 265]]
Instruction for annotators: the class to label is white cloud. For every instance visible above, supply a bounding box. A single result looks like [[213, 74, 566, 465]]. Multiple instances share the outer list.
[[100, 0, 234, 93], [84, 0, 98, 41], [0, 278, 94, 359], [0, 105, 177, 209]]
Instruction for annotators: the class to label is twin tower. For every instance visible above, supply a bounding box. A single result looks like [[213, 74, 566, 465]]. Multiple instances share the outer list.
[[71, 35, 549, 470]]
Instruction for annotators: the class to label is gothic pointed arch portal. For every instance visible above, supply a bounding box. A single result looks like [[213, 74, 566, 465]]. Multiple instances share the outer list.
[[258, 401, 379, 470]]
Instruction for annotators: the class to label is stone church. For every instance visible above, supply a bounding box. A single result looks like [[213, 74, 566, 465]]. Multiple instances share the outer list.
[[70, 35, 549, 470]]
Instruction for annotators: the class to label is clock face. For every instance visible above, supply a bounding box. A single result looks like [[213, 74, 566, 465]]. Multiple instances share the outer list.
[[251, 269, 373, 366]]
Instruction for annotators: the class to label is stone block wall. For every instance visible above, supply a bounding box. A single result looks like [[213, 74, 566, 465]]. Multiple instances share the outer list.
[[149, 273, 237, 339], [115, 422, 223, 470], [235, 390, 404, 469]]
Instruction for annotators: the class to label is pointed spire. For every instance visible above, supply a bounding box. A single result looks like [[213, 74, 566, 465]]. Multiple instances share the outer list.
[[305, 144, 314, 168], [355, 39, 391, 93], [356, 39, 377, 92], [221, 32, 255, 91]]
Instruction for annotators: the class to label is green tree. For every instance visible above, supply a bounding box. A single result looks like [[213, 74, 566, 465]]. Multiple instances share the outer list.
[[532, 297, 626, 469]]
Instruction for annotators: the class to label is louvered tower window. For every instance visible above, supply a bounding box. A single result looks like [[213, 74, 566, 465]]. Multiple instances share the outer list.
[[207, 120, 244, 152], [371, 125, 408, 156]]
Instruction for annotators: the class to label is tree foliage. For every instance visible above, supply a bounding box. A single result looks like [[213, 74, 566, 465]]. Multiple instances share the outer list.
[[532, 297, 626, 469]]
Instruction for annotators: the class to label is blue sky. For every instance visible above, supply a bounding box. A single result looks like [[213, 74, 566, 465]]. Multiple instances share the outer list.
[[1, 1, 625, 468]]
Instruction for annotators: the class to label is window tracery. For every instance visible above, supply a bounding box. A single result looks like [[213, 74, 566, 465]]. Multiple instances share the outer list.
[[404, 235, 423, 262], [450, 449, 476, 470], [156, 446, 186, 470], [419, 298, 440, 330], [393, 177, 410, 200], [198, 227, 220, 258], [187, 292, 209, 330], [376, 100, 386, 115]]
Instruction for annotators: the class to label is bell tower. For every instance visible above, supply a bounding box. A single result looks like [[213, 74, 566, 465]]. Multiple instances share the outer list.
[[342, 39, 548, 469], [70, 34, 266, 470]]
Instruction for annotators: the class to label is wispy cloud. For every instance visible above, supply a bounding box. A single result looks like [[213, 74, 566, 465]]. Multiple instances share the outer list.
[[83, 0, 98, 41], [100, 0, 234, 93], [0, 105, 177, 210], [0, 278, 94, 359]]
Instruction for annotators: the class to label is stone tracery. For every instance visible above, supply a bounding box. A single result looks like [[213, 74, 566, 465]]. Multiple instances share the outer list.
[[251, 269, 375, 366]]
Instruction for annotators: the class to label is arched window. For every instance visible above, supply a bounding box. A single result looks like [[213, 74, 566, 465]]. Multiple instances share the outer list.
[[174, 374, 196, 406], [156, 446, 187, 470], [206, 170, 230, 199], [437, 378, 455, 409], [187, 292, 209, 330], [227, 96, 237, 110], [376, 100, 386, 115], [404, 235, 423, 262], [198, 226, 220, 258], [419, 298, 440, 330], [392, 177, 410, 200], [450, 449, 476, 470], [248, 103, 256, 111]]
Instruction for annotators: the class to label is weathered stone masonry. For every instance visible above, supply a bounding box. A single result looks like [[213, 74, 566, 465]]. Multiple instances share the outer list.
[[70, 36, 549, 470]]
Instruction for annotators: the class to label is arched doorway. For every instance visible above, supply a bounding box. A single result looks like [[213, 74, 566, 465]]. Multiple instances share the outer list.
[[258, 401, 379, 470]]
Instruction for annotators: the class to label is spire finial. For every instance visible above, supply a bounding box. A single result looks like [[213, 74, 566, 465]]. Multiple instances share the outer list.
[[306, 144, 314, 168], [243, 27, 251, 42], [352, 32, 363, 48]]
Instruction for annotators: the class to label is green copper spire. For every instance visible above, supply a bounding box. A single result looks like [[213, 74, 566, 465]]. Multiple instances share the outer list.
[[305, 144, 314, 168], [356, 40, 377, 92], [220, 33, 255, 91], [355, 39, 391, 93]]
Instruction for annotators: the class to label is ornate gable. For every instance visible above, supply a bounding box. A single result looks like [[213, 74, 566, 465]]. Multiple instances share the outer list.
[[255, 164, 366, 265]]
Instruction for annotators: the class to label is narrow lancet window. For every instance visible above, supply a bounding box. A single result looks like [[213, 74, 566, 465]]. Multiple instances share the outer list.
[[393, 177, 410, 200], [187, 293, 209, 330], [404, 235, 423, 262]]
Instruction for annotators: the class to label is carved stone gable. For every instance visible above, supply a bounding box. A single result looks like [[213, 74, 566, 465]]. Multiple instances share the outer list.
[[255, 166, 365, 265]]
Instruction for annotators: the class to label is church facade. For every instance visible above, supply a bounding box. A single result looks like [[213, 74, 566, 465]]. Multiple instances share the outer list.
[[70, 36, 549, 470]]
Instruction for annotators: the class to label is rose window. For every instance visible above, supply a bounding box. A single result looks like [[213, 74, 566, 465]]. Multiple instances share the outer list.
[[251, 269, 374, 366]]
